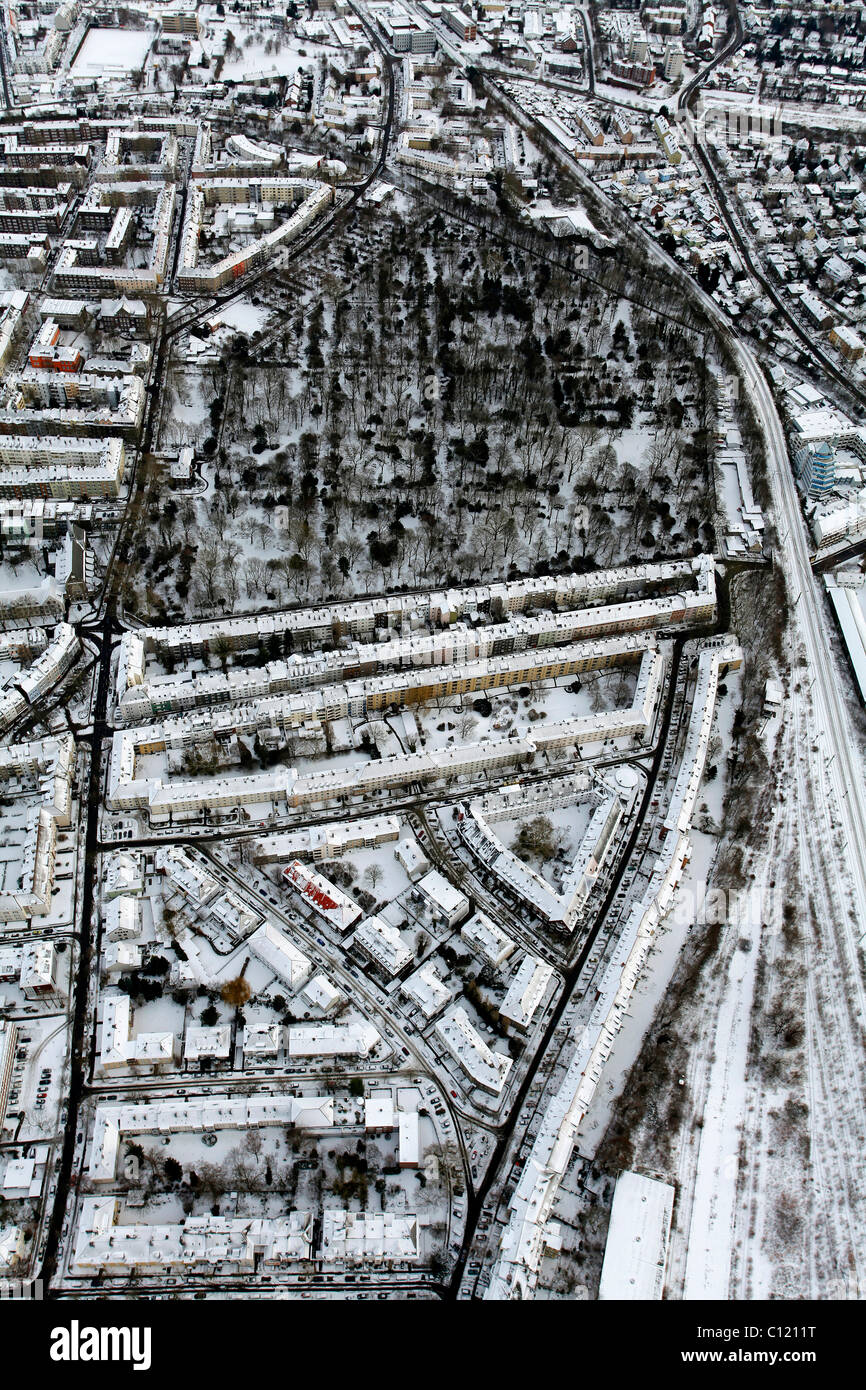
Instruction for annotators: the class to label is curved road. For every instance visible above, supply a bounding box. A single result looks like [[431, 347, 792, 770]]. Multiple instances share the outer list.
[[677, 6, 866, 414], [674, 5, 866, 927], [492, 31, 866, 949], [577, 8, 595, 96], [466, 37, 866, 1298], [732, 340, 866, 933]]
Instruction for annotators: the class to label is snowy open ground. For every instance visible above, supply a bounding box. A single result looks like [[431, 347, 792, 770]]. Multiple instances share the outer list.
[[71, 28, 152, 75], [5, 19, 866, 1307]]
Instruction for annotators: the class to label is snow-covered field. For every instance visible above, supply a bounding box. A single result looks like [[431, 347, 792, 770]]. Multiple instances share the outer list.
[[220, 43, 308, 83], [595, 639, 866, 1301], [71, 28, 152, 75]]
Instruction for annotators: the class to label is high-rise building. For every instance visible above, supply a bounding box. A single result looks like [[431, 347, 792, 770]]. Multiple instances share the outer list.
[[664, 41, 685, 81], [795, 439, 836, 497]]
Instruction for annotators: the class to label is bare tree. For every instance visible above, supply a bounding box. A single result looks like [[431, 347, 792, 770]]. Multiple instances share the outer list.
[[363, 863, 383, 892]]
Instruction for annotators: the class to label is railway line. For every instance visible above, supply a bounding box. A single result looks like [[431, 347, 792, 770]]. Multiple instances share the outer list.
[[453, 638, 693, 1296], [726, 725, 796, 1301], [23, 2, 866, 1303], [793, 688, 866, 1298]]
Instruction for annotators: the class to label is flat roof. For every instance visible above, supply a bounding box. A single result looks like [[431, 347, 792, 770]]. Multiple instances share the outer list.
[[598, 1171, 675, 1300]]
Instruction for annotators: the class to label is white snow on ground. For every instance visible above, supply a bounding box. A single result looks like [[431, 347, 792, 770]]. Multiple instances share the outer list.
[[210, 300, 269, 337], [0, 559, 45, 591], [524, 198, 611, 243], [71, 29, 152, 74], [651, 676, 866, 1302], [577, 676, 739, 1156], [494, 802, 595, 861], [576, 834, 720, 1149], [219, 41, 338, 83], [681, 916, 761, 1299], [164, 371, 208, 435], [328, 843, 413, 905]]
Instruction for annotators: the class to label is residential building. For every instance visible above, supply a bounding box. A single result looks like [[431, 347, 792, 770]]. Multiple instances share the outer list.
[[435, 1005, 513, 1094], [499, 955, 555, 1031], [416, 869, 470, 927]]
